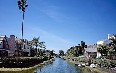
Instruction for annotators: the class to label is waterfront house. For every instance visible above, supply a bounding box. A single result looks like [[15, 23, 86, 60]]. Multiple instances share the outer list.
[[15, 37, 22, 56], [7, 35, 18, 56], [22, 39, 32, 56], [96, 34, 114, 58], [97, 34, 113, 46], [0, 35, 9, 56], [108, 34, 116, 40], [84, 48, 97, 59], [97, 39, 112, 46]]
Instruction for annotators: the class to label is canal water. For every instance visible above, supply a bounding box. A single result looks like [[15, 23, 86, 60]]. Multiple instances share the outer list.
[[36, 58, 80, 73]]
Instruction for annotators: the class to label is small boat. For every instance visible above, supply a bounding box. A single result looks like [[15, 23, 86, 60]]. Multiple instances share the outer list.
[[78, 64, 81, 67], [82, 63, 86, 67], [34, 71, 37, 73], [90, 63, 95, 68]]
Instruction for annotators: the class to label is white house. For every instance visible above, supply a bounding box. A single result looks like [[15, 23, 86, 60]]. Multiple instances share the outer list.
[[108, 34, 116, 40], [22, 39, 31, 56], [7, 35, 17, 56], [97, 39, 112, 46], [97, 34, 113, 46], [96, 34, 114, 58], [96, 52, 101, 58], [0, 35, 9, 56], [84, 48, 97, 59]]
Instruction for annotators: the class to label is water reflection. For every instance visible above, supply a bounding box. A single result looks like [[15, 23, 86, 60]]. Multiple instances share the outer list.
[[0, 58, 81, 73], [37, 58, 80, 73]]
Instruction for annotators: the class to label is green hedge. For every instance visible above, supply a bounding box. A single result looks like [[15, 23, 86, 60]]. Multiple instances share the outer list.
[[92, 58, 116, 68]]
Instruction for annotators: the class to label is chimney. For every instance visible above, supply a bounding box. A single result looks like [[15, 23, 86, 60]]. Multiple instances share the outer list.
[[108, 34, 110, 39]]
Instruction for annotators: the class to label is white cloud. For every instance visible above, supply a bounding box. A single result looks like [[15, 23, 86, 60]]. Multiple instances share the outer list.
[[27, 26, 76, 53], [33, 27, 74, 44], [38, 4, 69, 22]]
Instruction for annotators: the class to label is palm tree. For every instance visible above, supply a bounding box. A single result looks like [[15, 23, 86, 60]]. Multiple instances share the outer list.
[[17, 0, 28, 51], [80, 41, 86, 54], [32, 37, 46, 56]]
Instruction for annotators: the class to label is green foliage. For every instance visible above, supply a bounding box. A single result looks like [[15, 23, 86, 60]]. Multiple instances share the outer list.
[[32, 37, 46, 56], [68, 56, 89, 63], [97, 45, 108, 56], [32, 37, 46, 49], [66, 41, 86, 57], [94, 58, 116, 68], [59, 50, 64, 56], [97, 35, 116, 59], [17, 0, 28, 12]]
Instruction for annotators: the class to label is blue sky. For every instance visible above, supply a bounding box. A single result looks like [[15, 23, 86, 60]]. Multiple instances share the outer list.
[[0, 0, 116, 53]]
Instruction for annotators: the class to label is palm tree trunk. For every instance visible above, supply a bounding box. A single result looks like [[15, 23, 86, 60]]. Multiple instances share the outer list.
[[36, 46, 38, 56], [22, 11, 24, 40]]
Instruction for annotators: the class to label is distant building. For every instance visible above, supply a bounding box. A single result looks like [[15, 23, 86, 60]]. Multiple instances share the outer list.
[[7, 35, 17, 56], [97, 39, 112, 46], [97, 34, 113, 46], [84, 48, 97, 59], [15, 37, 22, 56], [87, 45, 97, 48], [0, 35, 9, 56], [1, 35, 23, 56], [0, 34, 43, 57], [96, 34, 116, 58], [108, 34, 116, 40], [22, 39, 31, 56]]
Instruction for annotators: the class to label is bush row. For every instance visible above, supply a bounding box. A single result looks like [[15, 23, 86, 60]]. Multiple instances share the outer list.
[[0, 56, 52, 68]]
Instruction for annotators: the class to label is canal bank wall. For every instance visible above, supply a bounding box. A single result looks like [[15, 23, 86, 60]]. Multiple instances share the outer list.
[[61, 56, 110, 73], [0, 57, 55, 72]]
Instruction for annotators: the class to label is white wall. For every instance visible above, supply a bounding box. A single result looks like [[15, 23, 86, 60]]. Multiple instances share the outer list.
[[97, 39, 112, 45], [0, 41, 3, 48], [96, 52, 101, 58], [22, 43, 31, 56]]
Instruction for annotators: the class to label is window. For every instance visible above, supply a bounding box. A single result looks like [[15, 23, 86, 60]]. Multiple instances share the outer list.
[[0, 42, 2, 46], [24, 45, 26, 49]]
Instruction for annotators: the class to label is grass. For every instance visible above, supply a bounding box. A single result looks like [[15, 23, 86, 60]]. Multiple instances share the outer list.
[[63, 56, 110, 73], [77, 66, 109, 73], [86, 66, 108, 73]]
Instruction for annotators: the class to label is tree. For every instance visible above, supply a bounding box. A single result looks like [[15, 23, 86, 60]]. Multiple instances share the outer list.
[[66, 41, 87, 57], [17, 0, 28, 39], [32, 37, 46, 56], [80, 41, 86, 54], [77, 45, 83, 56], [17, 0, 28, 53], [50, 50, 55, 56], [108, 35, 116, 59], [59, 50, 64, 56], [81, 41, 85, 48], [97, 45, 108, 56]]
